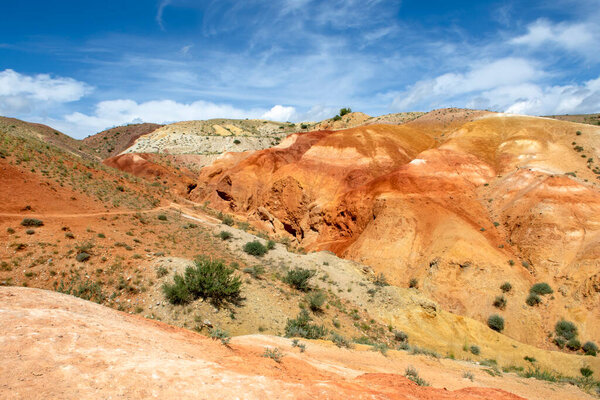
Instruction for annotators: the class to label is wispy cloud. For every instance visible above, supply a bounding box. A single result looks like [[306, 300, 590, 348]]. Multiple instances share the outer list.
[[156, 0, 172, 31]]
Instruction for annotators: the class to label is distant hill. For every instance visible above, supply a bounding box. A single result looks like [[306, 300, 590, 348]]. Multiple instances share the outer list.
[[545, 113, 600, 126], [82, 123, 162, 159]]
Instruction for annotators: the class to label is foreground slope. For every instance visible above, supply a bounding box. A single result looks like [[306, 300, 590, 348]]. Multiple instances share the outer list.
[[193, 109, 600, 349], [0, 286, 557, 400]]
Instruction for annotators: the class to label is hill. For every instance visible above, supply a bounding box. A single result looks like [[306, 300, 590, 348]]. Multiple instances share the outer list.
[[192, 109, 600, 352], [82, 123, 162, 159]]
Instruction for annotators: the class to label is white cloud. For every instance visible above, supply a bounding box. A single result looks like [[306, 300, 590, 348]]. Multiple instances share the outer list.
[[0, 69, 91, 115], [393, 58, 540, 110], [505, 76, 600, 115], [510, 19, 598, 55], [260, 105, 297, 121], [156, 0, 172, 31]]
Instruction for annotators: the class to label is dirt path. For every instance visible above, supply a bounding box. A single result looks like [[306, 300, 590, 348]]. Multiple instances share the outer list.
[[0, 202, 220, 226]]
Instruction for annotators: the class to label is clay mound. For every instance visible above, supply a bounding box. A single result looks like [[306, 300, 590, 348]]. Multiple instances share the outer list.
[[82, 123, 162, 159], [192, 113, 600, 347], [0, 286, 523, 400], [103, 153, 196, 194]]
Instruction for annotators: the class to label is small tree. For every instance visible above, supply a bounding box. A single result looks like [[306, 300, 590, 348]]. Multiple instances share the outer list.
[[339, 107, 352, 116]]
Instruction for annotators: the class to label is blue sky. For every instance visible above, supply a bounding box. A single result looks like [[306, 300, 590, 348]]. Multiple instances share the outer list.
[[1, 0, 599, 138]]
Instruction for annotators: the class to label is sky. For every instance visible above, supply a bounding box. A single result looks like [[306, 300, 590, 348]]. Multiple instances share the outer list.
[[0, 0, 599, 138]]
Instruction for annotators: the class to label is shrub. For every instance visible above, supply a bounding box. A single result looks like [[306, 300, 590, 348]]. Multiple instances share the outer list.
[[330, 333, 352, 348], [332, 115, 342, 121], [263, 347, 283, 363], [243, 241, 268, 256], [371, 343, 388, 355], [409, 278, 418, 288], [209, 328, 231, 346], [21, 218, 43, 227], [266, 240, 276, 250], [284, 309, 327, 339], [487, 314, 504, 332], [526, 293, 541, 306], [221, 214, 234, 226], [307, 291, 326, 312], [65, 232, 75, 239], [394, 330, 408, 342], [6, 227, 15, 234], [470, 345, 481, 355], [566, 338, 581, 351], [339, 107, 352, 116], [233, 139, 241, 145], [583, 341, 598, 356], [25, 229, 34, 235], [554, 336, 566, 349], [555, 320, 577, 340], [162, 257, 242, 306], [405, 366, 429, 386], [156, 266, 169, 278], [530, 282, 553, 295], [157, 214, 167, 221], [76, 252, 91, 262], [500, 282, 512, 293], [219, 231, 232, 240], [283, 268, 314, 292], [493, 295, 507, 310], [300, 124, 308, 129], [291, 339, 306, 352], [580, 367, 593, 378], [374, 272, 389, 286], [243, 265, 264, 279]]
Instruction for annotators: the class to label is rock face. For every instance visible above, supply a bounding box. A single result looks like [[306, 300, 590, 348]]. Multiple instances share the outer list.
[[193, 110, 600, 346], [0, 287, 526, 400]]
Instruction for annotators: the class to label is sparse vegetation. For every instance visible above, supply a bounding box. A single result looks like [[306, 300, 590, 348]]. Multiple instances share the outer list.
[[555, 320, 577, 341], [306, 290, 326, 312], [493, 295, 507, 310], [583, 341, 598, 356], [285, 309, 327, 339], [283, 268, 314, 292], [526, 293, 541, 306], [405, 366, 429, 386], [21, 218, 43, 227], [263, 347, 283, 363], [209, 328, 231, 346], [219, 231, 232, 240], [500, 282, 512, 293]]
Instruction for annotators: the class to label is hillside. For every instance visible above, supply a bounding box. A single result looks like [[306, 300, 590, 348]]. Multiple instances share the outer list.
[[3, 286, 594, 400], [192, 109, 600, 353], [2, 110, 600, 399], [82, 123, 162, 159], [546, 113, 600, 126]]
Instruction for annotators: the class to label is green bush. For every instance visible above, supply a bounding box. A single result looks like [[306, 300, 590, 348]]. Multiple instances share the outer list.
[[233, 139, 241, 145], [263, 347, 283, 363], [409, 278, 418, 288], [583, 341, 598, 356], [209, 328, 231, 346], [500, 282, 512, 293], [330, 332, 352, 348], [157, 214, 167, 221], [405, 366, 429, 386], [580, 367, 593, 378], [332, 115, 342, 121], [283, 268, 314, 291], [219, 231, 232, 240], [487, 314, 504, 332], [554, 336, 566, 349], [526, 293, 541, 306], [26, 229, 34, 235], [284, 309, 327, 339], [555, 320, 577, 341], [243, 241, 268, 256], [162, 257, 242, 306], [394, 331, 408, 342], [266, 240, 276, 250], [21, 218, 43, 227], [374, 272, 389, 286], [306, 291, 326, 312], [530, 282, 553, 295], [470, 345, 481, 355], [566, 338, 581, 351], [243, 265, 265, 279], [493, 295, 507, 310], [339, 107, 352, 116], [220, 214, 234, 226]]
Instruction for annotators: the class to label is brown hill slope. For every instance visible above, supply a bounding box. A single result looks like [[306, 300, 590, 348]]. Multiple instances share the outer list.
[[82, 123, 162, 158], [192, 112, 600, 349]]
